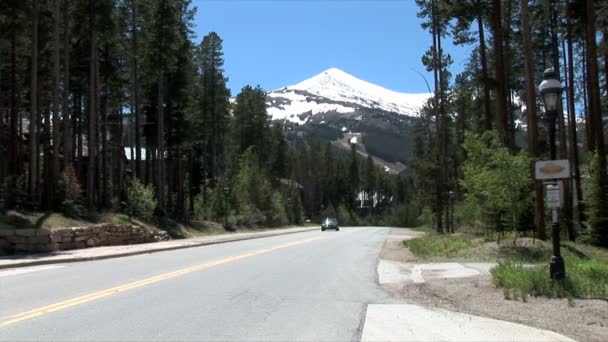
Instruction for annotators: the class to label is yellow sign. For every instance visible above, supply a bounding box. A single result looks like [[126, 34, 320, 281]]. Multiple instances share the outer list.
[[535, 160, 570, 180]]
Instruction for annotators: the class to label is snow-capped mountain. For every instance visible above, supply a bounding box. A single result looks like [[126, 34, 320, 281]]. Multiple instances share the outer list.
[[267, 68, 431, 124]]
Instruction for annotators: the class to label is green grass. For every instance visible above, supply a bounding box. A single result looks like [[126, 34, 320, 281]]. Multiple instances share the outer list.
[[404, 234, 475, 258], [491, 257, 608, 301]]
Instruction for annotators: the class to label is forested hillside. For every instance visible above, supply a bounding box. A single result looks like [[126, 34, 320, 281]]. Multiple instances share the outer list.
[[0, 0, 417, 229]]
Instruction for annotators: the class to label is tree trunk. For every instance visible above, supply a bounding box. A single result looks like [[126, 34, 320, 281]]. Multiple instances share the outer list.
[[582, 45, 593, 151], [521, 0, 546, 240], [131, 0, 141, 179], [101, 83, 108, 208], [9, 27, 18, 176], [566, 1, 585, 231], [157, 74, 165, 213], [62, 0, 72, 169], [604, 29, 608, 101], [503, 0, 515, 149], [585, 0, 607, 221], [52, 0, 61, 205], [29, 0, 39, 207], [492, 0, 510, 148], [477, 14, 492, 132], [431, 0, 443, 234], [87, 0, 97, 209]]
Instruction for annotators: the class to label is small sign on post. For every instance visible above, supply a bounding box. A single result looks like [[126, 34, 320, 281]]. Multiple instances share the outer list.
[[535, 160, 570, 180], [545, 183, 562, 209]]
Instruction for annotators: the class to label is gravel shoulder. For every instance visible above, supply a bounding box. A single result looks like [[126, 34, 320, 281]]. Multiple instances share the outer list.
[[381, 228, 608, 342]]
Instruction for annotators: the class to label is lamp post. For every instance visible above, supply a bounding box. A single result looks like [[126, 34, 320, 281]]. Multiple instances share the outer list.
[[538, 67, 565, 280], [223, 185, 230, 230]]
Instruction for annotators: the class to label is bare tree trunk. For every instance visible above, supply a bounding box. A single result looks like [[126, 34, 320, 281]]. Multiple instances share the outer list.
[[431, 0, 443, 234], [604, 29, 608, 100], [62, 0, 72, 169], [76, 94, 83, 181], [9, 27, 18, 176], [504, 0, 515, 149], [101, 83, 108, 208], [157, 74, 165, 213], [566, 2, 585, 231], [52, 0, 61, 205], [521, 0, 546, 240], [582, 45, 593, 150], [477, 14, 492, 131], [492, 0, 510, 148], [585, 0, 607, 218], [130, 0, 141, 179], [29, 0, 39, 207], [87, 0, 97, 209]]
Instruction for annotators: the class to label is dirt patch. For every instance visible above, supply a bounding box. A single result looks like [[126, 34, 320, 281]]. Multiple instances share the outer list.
[[380, 230, 608, 342]]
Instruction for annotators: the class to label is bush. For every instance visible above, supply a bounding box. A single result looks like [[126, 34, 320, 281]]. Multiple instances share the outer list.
[[266, 191, 288, 227], [385, 203, 419, 227], [57, 165, 83, 217], [491, 257, 608, 301], [337, 204, 353, 226], [405, 234, 475, 258], [126, 179, 157, 221], [417, 207, 434, 227]]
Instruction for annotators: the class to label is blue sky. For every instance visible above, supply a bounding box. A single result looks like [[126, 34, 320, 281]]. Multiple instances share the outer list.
[[193, 0, 472, 95]]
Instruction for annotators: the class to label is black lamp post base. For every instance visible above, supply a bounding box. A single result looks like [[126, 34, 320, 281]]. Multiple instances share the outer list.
[[549, 255, 565, 280]]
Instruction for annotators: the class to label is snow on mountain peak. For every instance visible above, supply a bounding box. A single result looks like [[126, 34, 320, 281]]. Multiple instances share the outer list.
[[266, 68, 432, 124], [285, 68, 431, 116]]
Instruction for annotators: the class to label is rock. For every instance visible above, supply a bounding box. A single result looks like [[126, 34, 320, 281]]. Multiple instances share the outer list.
[[36, 229, 52, 236], [86, 238, 96, 247], [0, 229, 15, 237], [15, 229, 37, 237]]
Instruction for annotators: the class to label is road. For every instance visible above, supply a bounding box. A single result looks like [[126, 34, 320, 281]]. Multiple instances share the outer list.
[[0, 227, 394, 341]]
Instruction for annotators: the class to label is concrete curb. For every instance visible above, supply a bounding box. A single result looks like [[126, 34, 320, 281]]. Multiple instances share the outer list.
[[0, 227, 318, 270]]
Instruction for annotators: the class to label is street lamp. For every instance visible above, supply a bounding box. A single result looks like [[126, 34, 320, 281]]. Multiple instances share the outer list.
[[538, 67, 565, 280], [223, 185, 230, 230]]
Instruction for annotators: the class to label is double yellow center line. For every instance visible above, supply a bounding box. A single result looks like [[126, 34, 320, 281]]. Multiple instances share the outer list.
[[0, 236, 323, 328]]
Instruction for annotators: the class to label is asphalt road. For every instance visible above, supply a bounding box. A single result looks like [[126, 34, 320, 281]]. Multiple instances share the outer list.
[[0, 227, 394, 341]]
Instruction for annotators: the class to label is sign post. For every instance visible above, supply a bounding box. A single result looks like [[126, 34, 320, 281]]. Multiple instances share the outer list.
[[535, 159, 569, 280]]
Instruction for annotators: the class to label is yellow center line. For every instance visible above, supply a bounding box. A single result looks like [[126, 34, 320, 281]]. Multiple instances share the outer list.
[[0, 236, 323, 328]]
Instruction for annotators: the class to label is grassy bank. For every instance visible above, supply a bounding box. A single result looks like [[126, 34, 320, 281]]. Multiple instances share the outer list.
[[404, 234, 475, 258], [491, 258, 608, 301], [404, 232, 608, 301]]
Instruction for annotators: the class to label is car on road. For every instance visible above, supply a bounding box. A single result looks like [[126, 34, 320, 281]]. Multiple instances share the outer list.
[[321, 217, 339, 231]]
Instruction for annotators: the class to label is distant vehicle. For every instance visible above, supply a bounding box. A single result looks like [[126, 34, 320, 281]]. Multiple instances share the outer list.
[[321, 217, 339, 231]]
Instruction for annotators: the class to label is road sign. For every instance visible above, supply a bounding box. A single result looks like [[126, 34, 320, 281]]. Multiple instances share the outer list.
[[535, 160, 570, 180], [545, 183, 562, 209]]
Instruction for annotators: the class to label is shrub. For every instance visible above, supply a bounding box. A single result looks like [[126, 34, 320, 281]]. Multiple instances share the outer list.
[[266, 191, 288, 227], [57, 165, 83, 217], [126, 179, 157, 221], [417, 207, 434, 227]]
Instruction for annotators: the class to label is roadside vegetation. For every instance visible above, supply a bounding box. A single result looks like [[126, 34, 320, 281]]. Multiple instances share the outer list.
[[405, 230, 608, 300], [492, 258, 608, 302]]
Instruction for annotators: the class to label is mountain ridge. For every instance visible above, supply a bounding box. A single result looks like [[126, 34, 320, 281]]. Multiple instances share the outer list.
[[266, 68, 431, 124]]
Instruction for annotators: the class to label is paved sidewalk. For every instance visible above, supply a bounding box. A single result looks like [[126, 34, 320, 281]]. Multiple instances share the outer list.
[[361, 304, 575, 341], [0, 226, 317, 269]]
